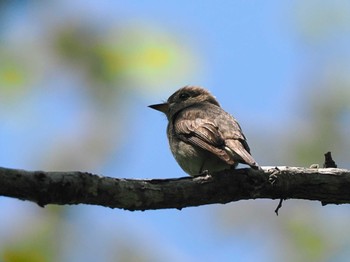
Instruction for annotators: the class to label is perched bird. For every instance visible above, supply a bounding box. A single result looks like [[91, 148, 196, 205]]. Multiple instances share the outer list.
[[149, 86, 259, 176]]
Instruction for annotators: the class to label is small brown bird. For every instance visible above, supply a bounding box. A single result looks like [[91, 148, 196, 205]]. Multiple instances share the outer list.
[[149, 86, 259, 176]]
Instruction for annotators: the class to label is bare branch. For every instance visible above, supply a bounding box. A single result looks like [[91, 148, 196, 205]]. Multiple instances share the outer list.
[[323, 151, 338, 168], [0, 166, 350, 210]]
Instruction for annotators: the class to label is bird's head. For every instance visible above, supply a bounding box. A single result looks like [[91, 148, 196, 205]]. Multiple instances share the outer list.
[[149, 86, 220, 119]]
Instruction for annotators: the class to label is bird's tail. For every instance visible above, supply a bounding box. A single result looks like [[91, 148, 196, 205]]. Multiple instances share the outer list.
[[225, 140, 259, 169]]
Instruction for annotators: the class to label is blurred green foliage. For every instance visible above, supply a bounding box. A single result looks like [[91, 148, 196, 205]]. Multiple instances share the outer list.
[[294, 1, 350, 42], [0, 52, 29, 93], [54, 22, 195, 92], [286, 219, 328, 261], [293, 85, 350, 166], [0, 2, 197, 262]]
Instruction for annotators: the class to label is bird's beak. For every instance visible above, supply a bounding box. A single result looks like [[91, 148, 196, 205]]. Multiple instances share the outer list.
[[148, 103, 169, 113]]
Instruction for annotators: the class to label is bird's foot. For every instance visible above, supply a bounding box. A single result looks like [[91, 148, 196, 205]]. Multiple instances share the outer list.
[[268, 167, 280, 185], [200, 169, 210, 176], [193, 169, 213, 182]]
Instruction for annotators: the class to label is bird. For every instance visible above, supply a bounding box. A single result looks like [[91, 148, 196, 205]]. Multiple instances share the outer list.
[[149, 86, 259, 176]]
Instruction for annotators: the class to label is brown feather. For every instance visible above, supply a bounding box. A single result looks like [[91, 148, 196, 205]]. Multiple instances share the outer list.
[[174, 103, 258, 168]]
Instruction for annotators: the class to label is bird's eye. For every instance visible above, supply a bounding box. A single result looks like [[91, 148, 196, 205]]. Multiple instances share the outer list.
[[179, 92, 190, 100]]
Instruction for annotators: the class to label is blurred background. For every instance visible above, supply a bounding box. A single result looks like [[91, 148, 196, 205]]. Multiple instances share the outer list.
[[0, 1, 350, 261]]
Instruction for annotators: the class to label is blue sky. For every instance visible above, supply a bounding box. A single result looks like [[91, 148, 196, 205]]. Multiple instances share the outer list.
[[1, 1, 350, 261]]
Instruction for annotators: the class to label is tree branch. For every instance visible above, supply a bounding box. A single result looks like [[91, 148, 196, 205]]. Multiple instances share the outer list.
[[0, 166, 349, 210]]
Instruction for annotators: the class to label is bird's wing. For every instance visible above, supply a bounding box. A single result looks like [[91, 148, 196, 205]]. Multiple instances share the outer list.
[[215, 111, 259, 168], [175, 118, 235, 165], [175, 113, 258, 168]]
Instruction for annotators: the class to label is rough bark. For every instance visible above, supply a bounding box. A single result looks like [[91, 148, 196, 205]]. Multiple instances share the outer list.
[[0, 166, 349, 211]]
